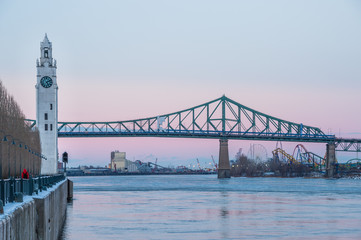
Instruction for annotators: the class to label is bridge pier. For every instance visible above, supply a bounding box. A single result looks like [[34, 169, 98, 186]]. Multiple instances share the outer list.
[[326, 143, 336, 178], [218, 138, 231, 178]]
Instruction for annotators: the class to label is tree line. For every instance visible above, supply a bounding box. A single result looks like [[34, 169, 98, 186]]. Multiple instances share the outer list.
[[0, 80, 41, 178]]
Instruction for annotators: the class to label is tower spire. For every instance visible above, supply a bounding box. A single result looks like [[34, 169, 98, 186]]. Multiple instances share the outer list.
[[44, 33, 49, 42]]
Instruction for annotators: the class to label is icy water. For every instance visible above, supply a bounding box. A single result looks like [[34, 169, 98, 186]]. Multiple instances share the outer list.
[[60, 175, 361, 239]]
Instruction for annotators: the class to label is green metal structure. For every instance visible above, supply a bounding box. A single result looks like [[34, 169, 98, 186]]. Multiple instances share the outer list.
[[25, 95, 361, 151]]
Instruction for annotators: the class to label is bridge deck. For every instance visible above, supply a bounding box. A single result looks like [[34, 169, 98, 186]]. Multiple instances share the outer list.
[[25, 96, 361, 152]]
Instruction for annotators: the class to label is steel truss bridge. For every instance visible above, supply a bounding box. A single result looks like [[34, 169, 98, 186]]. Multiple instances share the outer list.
[[25, 96, 361, 152]]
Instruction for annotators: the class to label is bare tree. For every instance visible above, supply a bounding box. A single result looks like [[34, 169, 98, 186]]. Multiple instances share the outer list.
[[0, 79, 41, 178]]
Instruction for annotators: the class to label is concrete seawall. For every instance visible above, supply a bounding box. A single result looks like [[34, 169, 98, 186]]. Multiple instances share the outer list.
[[0, 179, 69, 240]]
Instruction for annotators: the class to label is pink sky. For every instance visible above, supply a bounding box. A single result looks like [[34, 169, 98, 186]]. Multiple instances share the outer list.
[[1, 1, 360, 167]]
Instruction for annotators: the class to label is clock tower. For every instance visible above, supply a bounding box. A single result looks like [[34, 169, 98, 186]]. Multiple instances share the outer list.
[[36, 34, 58, 175]]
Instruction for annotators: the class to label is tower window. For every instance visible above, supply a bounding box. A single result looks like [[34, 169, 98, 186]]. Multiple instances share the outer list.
[[50, 104, 53, 110], [45, 124, 48, 131], [50, 124, 53, 131], [45, 113, 48, 120], [44, 49, 49, 58]]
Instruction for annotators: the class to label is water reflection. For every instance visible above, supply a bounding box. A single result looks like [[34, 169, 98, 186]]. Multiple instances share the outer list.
[[60, 175, 361, 239], [220, 206, 229, 218], [219, 191, 230, 239], [219, 191, 230, 219]]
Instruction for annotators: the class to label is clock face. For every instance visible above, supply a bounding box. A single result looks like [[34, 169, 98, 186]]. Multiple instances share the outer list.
[[40, 76, 53, 88]]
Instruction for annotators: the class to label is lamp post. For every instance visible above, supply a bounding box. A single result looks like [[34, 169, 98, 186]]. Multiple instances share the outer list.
[[3, 135, 12, 178], [12, 139, 18, 178], [24, 145, 29, 174], [27, 147, 31, 176], [23, 145, 28, 175], [33, 151, 40, 177], [0, 131, 6, 180], [34, 152, 38, 177], [18, 142, 24, 178], [62, 152, 68, 176], [12, 138, 24, 178], [0, 140, 2, 179], [32, 151, 35, 177], [0, 132, 5, 204]]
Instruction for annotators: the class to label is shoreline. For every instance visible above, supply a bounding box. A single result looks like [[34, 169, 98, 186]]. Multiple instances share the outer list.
[[65, 171, 361, 179], [66, 171, 217, 177]]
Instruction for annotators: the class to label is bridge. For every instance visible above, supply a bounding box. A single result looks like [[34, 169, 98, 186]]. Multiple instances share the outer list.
[[26, 95, 361, 178]]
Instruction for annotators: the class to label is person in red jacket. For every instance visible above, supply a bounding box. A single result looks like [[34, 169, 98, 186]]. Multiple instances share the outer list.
[[21, 169, 29, 179]]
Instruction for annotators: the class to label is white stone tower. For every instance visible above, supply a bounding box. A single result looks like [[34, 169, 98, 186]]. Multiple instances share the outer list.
[[36, 34, 58, 175]]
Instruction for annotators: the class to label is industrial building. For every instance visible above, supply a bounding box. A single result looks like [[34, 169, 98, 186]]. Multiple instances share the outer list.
[[110, 151, 138, 172]]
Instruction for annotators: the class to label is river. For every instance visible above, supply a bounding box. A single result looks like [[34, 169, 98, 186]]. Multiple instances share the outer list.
[[60, 175, 361, 239]]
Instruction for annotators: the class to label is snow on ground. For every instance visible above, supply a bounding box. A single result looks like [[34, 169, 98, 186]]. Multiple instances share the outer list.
[[0, 179, 67, 220]]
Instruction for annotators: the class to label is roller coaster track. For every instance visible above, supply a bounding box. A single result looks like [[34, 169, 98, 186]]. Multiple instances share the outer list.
[[273, 146, 327, 169], [305, 152, 326, 168], [345, 158, 361, 165], [292, 144, 312, 164], [338, 158, 361, 171], [272, 148, 298, 164]]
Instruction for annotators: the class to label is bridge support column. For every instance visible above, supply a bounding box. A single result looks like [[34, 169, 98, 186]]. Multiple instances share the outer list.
[[218, 138, 231, 178], [326, 143, 336, 178]]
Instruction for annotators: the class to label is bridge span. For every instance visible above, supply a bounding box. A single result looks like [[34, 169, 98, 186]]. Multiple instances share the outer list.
[[26, 95, 361, 178]]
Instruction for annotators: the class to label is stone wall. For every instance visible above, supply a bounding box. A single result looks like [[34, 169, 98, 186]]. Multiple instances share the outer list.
[[0, 179, 68, 240], [0, 200, 37, 239]]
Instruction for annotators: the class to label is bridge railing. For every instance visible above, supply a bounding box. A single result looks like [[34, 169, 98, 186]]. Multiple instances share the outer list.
[[0, 174, 65, 206], [57, 128, 335, 142]]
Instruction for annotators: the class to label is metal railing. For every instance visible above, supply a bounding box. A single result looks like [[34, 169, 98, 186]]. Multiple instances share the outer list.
[[0, 174, 65, 206]]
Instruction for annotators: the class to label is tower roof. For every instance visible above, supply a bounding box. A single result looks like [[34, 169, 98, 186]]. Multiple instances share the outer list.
[[43, 33, 49, 42], [41, 33, 51, 47]]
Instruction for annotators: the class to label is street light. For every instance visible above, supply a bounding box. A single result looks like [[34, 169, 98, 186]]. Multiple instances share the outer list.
[[27, 147, 31, 176], [24, 145, 29, 174], [0, 130, 6, 179], [34, 152, 39, 176], [0, 132, 6, 204], [31, 150, 35, 176], [3, 135, 12, 178], [33, 151, 41, 176], [11, 139, 16, 177], [33, 151, 40, 177], [18, 141, 25, 178]]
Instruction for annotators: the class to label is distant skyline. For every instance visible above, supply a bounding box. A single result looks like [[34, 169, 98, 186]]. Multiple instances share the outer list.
[[0, 0, 360, 167]]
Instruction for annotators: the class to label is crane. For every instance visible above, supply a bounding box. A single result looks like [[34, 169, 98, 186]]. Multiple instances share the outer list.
[[196, 158, 202, 171], [211, 155, 218, 170], [153, 158, 158, 172]]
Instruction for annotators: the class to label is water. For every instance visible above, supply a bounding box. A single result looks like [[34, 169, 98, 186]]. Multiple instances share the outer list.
[[60, 175, 361, 239]]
